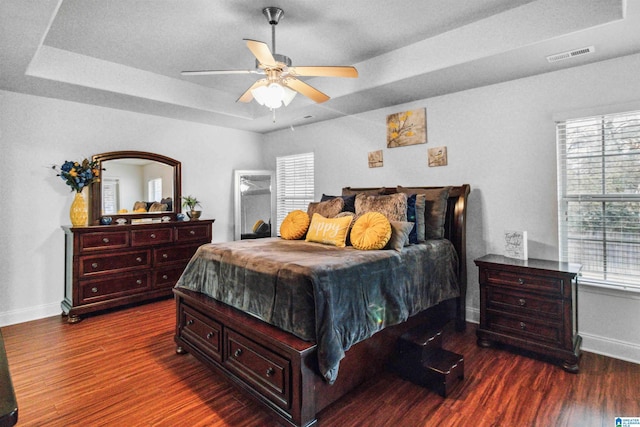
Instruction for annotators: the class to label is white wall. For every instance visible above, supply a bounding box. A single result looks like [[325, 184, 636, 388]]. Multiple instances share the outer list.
[[0, 90, 264, 325], [263, 53, 640, 364]]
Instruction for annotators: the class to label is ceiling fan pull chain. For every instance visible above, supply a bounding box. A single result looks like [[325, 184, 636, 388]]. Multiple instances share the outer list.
[[272, 108, 276, 123]]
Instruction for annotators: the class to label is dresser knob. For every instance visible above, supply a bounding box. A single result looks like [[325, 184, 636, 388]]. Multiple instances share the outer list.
[[136, 257, 143, 262], [206, 332, 214, 339], [91, 262, 98, 269], [518, 298, 526, 306], [150, 233, 156, 239], [234, 348, 243, 357], [518, 278, 525, 285], [162, 275, 168, 280], [162, 253, 168, 259], [186, 319, 194, 326], [91, 287, 98, 293], [519, 322, 526, 330], [189, 230, 196, 235], [102, 237, 110, 243], [136, 279, 142, 285], [265, 367, 275, 377]]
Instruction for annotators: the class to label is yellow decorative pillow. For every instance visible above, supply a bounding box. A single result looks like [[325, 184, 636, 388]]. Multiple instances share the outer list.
[[280, 210, 310, 240], [305, 213, 353, 247], [350, 212, 392, 250]]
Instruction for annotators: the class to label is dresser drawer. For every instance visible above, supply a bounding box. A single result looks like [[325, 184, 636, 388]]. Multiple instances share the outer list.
[[79, 250, 150, 276], [180, 304, 222, 363], [131, 228, 173, 246], [79, 231, 129, 252], [154, 265, 187, 289], [224, 329, 290, 410], [154, 244, 200, 266], [487, 287, 563, 320], [486, 310, 561, 346], [80, 272, 150, 303], [485, 269, 563, 296], [176, 224, 211, 243]]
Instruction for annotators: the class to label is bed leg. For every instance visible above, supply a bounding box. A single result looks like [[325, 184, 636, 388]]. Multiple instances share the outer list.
[[455, 297, 466, 332]]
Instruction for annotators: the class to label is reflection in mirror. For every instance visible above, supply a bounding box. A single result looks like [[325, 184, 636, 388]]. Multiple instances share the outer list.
[[234, 170, 275, 240], [100, 159, 174, 215], [89, 151, 181, 225]]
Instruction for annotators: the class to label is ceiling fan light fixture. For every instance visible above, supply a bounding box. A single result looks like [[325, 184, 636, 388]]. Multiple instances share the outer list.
[[251, 82, 296, 109]]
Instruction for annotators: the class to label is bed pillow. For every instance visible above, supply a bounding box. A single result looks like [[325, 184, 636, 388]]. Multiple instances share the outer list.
[[385, 221, 414, 251], [307, 197, 344, 218], [397, 186, 451, 239], [305, 213, 353, 247], [355, 192, 408, 222], [350, 212, 392, 250], [280, 210, 310, 240], [320, 194, 356, 213]]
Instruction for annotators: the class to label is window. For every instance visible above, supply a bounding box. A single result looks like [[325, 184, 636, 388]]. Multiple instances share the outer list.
[[148, 178, 162, 202], [276, 152, 314, 234], [557, 110, 640, 291]]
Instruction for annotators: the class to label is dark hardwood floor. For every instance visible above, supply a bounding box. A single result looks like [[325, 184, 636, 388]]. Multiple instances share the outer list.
[[1, 298, 638, 426]]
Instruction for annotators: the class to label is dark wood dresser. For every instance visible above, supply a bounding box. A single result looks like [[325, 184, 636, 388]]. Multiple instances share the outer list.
[[62, 219, 213, 322], [475, 254, 582, 372]]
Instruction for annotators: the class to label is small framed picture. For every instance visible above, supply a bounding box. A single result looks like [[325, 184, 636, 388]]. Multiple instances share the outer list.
[[368, 150, 383, 168], [428, 146, 447, 167], [504, 230, 528, 260]]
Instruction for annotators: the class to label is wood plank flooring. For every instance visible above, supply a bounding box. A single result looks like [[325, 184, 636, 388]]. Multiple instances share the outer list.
[[1, 298, 639, 426]]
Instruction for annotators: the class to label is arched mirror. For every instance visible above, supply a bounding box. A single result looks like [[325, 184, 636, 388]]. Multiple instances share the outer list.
[[89, 151, 181, 225], [234, 170, 275, 240]]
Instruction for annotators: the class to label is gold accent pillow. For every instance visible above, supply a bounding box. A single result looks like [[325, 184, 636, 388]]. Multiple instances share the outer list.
[[280, 210, 310, 240], [350, 212, 392, 250], [305, 213, 353, 247], [355, 192, 408, 222], [307, 197, 344, 218]]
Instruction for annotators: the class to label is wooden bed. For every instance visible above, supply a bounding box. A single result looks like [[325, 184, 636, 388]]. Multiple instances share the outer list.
[[173, 184, 470, 427]]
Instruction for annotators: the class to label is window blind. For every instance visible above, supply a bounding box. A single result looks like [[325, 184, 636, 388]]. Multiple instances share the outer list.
[[557, 111, 640, 291], [276, 152, 314, 234]]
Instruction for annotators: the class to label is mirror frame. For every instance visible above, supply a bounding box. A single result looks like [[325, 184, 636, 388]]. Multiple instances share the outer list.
[[89, 151, 182, 225], [234, 170, 276, 240]]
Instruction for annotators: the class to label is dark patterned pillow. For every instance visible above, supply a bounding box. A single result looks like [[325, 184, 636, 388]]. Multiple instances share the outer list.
[[321, 194, 356, 213], [397, 186, 451, 239], [307, 197, 344, 218], [355, 192, 408, 222]]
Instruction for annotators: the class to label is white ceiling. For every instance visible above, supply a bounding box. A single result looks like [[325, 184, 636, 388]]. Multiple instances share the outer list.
[[2, 0, 639, 133]]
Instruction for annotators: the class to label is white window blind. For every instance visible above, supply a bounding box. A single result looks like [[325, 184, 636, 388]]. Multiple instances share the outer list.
[[557, 110, 640, 291], [276, 152, 314, 234], [148, 178, 162, 202]]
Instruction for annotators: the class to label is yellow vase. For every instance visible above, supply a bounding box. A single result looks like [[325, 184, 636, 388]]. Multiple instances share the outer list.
[[70, 192, 88, 227]]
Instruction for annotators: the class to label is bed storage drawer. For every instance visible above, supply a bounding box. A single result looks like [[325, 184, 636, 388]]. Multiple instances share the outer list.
[[224, 329, 291, 410], [180, 304, 222, 363]]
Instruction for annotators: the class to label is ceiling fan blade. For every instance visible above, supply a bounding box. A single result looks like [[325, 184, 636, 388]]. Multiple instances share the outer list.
[[237, 79, 268, 103], [244, 39, 277, 67], [181, 69, 262, 76], [288, 66, 358, 78], [284, 78, 330, 103]]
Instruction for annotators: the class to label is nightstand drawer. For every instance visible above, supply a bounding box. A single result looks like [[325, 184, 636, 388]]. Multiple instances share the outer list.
[[487, 287, 563, 319], [485, 269, 563, 296], [486, 310, 561, 345]]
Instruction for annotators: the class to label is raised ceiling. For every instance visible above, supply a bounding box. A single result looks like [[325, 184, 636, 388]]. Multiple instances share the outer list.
[[2, 0, 638, 133]]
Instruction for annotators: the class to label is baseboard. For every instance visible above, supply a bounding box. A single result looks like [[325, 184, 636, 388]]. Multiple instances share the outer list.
[[0, 302, 61, 327], [580, 332, 640, 365]]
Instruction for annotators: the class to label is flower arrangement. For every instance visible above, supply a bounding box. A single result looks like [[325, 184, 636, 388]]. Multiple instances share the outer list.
[[53, 158, 101, 193]]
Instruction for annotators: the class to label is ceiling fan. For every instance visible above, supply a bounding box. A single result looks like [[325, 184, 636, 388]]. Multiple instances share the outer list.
[[181, 7, 358, 109]]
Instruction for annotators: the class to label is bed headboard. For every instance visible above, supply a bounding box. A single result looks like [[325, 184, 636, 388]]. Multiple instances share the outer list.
[[341, 184, 471, 330]]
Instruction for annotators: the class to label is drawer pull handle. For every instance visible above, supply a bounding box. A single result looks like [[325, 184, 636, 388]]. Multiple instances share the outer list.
[[265, 367, 275, 377], [162, 253, 168, 259], [518, 278, 525, 285], [150, 233, 156, 239], [162, 274, 168, 280], [136, 279, 142, 285], [190, 230, 196, 235], [102, 238, 110, 243], [206, 332, 214, 339], [186, 319, 194, 326], [91, 262, 98, 269], [519, 322, 526, 330], [136, 257, 143, 263], [518, 298, 526, 306], [234, 348, 243, 357], [91, 287, 98, 293]]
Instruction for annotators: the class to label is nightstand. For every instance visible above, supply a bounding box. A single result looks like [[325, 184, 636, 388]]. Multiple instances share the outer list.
[[475, 254, 582, 373]]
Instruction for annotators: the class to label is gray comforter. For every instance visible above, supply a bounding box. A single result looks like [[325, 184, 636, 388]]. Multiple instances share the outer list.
[[175, 237, 459, 383]]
